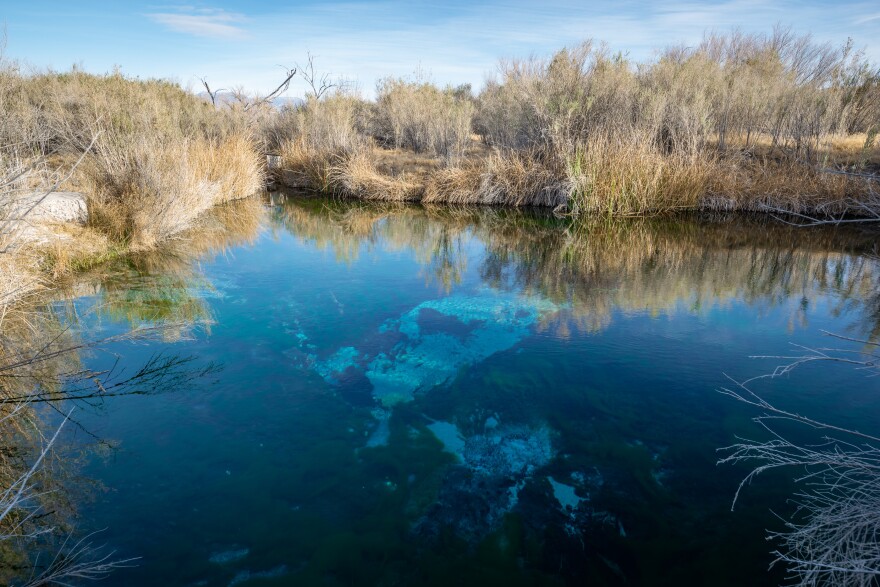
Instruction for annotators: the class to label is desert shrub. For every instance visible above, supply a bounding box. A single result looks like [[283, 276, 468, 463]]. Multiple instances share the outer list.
[[425, 150, 568, 207], [80, 131, 262, 249], [330, 150, 423, 201], [475, 42, 639, 153], [374, 76, 475, 161], [473, 29, 879, 215], [292, 93, 370, 155], [0, 65, 265, 249], [275, 92, 371, 192]]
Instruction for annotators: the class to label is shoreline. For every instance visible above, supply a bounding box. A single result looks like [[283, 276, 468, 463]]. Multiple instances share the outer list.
[[268, 144, 880, 220]]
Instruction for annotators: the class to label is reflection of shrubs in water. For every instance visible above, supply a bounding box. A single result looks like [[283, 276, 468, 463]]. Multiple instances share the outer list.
[[274, 197, 880, 340], [0, 298, 220, 584], [57, 196, 267, 338], [0, 196, 259, 582]]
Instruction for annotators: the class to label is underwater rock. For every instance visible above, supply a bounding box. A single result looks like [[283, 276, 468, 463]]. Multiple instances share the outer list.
[[367, 294, 561, 406], [309, 291, 562, 407], [426, 420, 465, 461], [312, 346, 360, 383], [416, 420, 555, 544], [228, 564, 288, 586], [208, 547, 249, 564], [462, 424, 554, 478], [365, 408, 392, 447]]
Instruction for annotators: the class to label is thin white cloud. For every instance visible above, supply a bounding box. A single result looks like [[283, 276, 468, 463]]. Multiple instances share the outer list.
[[137, 1, 880, 96], [148, 8, 247, 39], [855, 13, 880, 24]]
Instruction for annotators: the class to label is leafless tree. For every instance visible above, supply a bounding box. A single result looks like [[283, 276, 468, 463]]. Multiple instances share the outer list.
[[199, 66, 296, 111], [298, 52, 336, 100]]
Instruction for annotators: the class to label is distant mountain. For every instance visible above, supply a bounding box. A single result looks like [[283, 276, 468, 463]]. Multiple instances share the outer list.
[[272, 96, 304, 109], [194, 92, 304, 109]]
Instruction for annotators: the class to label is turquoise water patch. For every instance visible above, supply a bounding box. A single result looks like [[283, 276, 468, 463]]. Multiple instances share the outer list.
[[426, 420, 466, 461], [312, 346, 360, 383], [310, 291, 563, 406], [548, 477, 585, 511], [427, 418, 554, 482]]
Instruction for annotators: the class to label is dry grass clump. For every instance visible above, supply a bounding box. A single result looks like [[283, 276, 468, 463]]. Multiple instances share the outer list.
[[39, 225, 116, 277], [0, 64, 266, 251], [330, 150, 423, 201], [425, 150, 568, 206], [704, 155, 872, 214], [278, 139, 338, 192], [78, 132, 263, 250], [0, 252, 42, 313], [295, 94, 370, 154], [568, 138, 713, 215], [191, 133, 264, 200], [276, 93, 369, 192]]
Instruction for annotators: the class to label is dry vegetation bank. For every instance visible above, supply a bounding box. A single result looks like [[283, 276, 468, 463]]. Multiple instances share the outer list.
[[2, 27, 877, 300], [276, 28, 880, 217]]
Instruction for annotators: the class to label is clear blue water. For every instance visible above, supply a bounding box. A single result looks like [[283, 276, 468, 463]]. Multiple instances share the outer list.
[[59, 196, 880, 586]]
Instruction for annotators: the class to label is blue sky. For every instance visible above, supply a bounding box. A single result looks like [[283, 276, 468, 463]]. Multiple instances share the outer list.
[[3, 1, 879, 97]]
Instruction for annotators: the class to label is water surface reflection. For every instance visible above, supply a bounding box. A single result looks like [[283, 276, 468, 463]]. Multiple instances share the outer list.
[[52, 194, 880, 586]]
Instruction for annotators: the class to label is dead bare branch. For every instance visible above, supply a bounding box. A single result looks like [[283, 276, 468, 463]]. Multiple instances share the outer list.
[[719, 332, 880, 586], [298, 52, 335, 100]]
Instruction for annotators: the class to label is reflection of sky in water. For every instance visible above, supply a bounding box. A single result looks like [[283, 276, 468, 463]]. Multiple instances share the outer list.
[[310, 291, 563, 406]]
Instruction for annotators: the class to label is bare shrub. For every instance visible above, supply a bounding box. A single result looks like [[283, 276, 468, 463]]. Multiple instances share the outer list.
[[475, 42, 638, 152], [720, 332, 880, 586], [475, 30, 880, 215], [292, 93, 370, 155], [276, 92, 370, 192]]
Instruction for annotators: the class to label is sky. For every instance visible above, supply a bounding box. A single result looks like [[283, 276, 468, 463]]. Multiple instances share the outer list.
[[2, 1, 879, 98]]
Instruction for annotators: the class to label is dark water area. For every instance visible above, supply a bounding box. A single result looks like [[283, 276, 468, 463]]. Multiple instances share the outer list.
[[58, 195, 880, 586]]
